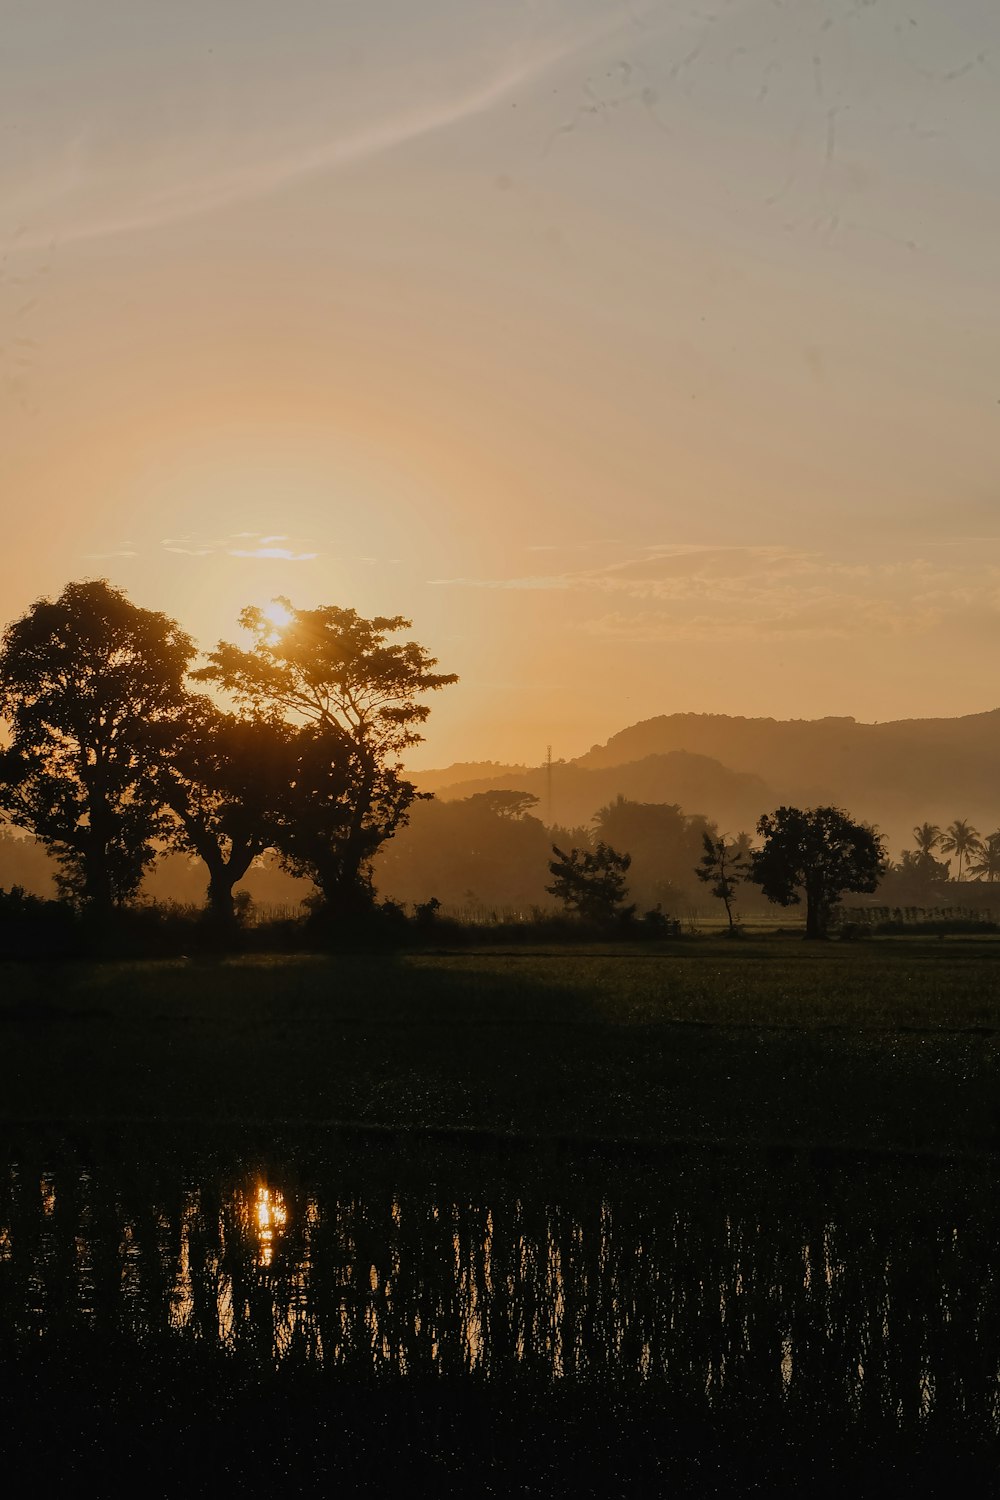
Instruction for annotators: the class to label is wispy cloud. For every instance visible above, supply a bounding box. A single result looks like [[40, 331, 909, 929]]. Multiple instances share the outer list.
[[17, 5, 654, 248], [153, 532, 322, 561], [429, 574, 573, 590], [229, 546, 318, 561], [432, 542, 1000, 642]]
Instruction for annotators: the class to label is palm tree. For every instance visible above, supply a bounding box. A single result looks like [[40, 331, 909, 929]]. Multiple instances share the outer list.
[[912, 822, 941, 856], [967, 831, 1000, 883], [940, 819, 981, 883]]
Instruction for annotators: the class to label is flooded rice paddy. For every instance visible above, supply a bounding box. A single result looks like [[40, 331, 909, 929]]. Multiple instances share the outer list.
[[1, 1128, 996, 1493]]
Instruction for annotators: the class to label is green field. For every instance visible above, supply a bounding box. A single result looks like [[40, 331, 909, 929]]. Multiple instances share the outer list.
[[2, 937, 997, 1156]]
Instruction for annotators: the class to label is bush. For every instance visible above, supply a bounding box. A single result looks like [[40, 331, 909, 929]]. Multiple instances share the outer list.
[[640, 905, 682, 938], [0, 886, 79, 959]]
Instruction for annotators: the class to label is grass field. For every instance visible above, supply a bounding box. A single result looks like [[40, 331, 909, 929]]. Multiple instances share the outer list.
[[2, 936, 997, 1156]]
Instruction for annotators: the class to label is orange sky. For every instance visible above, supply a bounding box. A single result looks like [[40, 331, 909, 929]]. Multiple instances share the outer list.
[[2, 1, 999, 767]]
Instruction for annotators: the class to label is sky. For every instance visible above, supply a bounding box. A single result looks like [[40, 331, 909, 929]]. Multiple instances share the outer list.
[[1, 0, 998, 767]]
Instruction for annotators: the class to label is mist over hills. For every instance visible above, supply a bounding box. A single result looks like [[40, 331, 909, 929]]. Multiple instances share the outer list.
[[415, 751, 770, 838], [7, 708, 1000, 912], [412, 762, 530, 796], [417, 709, 1000, 850]]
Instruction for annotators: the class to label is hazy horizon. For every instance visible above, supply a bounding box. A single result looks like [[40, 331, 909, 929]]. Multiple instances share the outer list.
[[3, 1, 999, 768]]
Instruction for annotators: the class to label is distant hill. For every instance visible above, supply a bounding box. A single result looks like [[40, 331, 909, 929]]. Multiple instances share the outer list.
[[409, 761, 529, 795], [414, 750, 771, 835], [417, 709, 1000, 850]]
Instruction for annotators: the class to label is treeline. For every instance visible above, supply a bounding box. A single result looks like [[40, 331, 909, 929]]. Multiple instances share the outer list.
[[0, 579, 456, 936], [0, 578, 991, 956], [375, 791, 757, 917], [2, 796, 994, 926]]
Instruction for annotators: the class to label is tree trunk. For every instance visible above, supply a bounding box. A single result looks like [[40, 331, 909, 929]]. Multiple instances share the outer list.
[[207, 873, 237, 927], [85, 801, 115, 920], [804, 884, 829, 940]]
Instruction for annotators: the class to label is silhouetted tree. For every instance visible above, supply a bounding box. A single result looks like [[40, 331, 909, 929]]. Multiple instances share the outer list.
[[694, 831, 749, 934], [263, 721, 420, 914], [913, 822, 942, 857], [749, 806, 885, 940], [546, 842, 635, 924], [882, 847, 950, 903], [967, 831, 1000, 883], [0, 580, 193, 916], [375, 791, 550, 912], [940, 819, 981, 883], [592, 794, 715, 912], [464, 790, 540, 821], [194, 601, 457, 918], [156, 698, 292, 924]]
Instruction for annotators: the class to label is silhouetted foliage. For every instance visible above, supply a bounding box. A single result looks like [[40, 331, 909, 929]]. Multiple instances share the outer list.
[[940, 819, 981, 882], [912, 822, 942, 857], [591, 795, 718, 912], [375, 791, 551, 912], [967, 830, 1000, 882], [694, 832, 750, 933], [0, 885, 78, 958], [750, 806, 886, 940], [261, 721, 416, 922], [0, 580, 194, 916], [156, 698, 292, 925], [194, 601, 457, 919], [547, 841, 635, 924], [880, 847, 951, 904], [464, 789, 540, 820]]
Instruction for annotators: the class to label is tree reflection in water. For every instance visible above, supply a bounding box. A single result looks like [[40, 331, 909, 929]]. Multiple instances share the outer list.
[[0, 1131, 996, 1483]]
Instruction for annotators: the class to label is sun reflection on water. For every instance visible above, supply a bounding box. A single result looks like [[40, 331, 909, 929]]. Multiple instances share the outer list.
[[255, 1185, 288, 1267]]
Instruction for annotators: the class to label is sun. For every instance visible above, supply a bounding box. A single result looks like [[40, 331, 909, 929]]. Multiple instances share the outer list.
[[261, 599, 293, 634]]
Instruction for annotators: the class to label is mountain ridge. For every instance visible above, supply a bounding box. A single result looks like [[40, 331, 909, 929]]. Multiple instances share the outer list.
[[415, 709, 1000, 849]]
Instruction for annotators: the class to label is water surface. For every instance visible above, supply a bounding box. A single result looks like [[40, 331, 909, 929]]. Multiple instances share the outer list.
[[1, 1128, 996, 1493]]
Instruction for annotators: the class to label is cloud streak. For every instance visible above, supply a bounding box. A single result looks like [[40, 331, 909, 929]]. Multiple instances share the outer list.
[[85, 532, 326, 562], [432, 542, 1000, 642], [229, 547, 318, 561], [19, 4, 654, 248]]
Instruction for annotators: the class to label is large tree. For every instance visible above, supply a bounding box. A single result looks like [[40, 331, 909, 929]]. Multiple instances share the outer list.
[[194, 601, 457, 917], [0, 580, 193, 914], [156, 698, 293, 924], [749, 806, 885, 939]]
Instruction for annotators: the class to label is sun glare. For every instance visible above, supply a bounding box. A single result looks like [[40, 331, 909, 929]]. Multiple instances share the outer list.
[[262, 599, 293, 636]]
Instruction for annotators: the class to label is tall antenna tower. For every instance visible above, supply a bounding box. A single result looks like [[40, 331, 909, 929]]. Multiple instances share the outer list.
[[545, 744, 553, 828]]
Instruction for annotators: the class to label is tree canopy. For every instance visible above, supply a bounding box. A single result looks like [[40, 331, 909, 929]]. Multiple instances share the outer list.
[[749, 805, 885, 939], [591, 795, 716, 912], [0, 579, 194, 914], [155, 698, 294, 923], [194, 601, 458, 916], [940, 819, 981, 883], [546, 842, 635, 925]]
